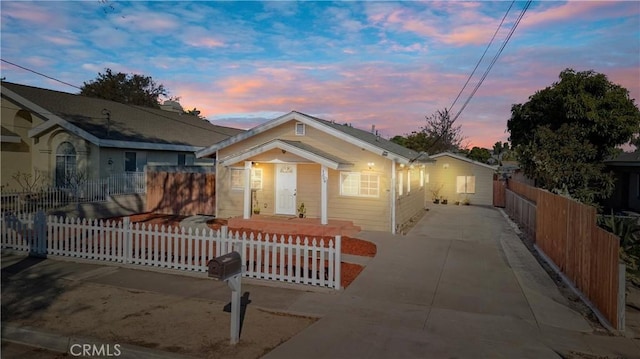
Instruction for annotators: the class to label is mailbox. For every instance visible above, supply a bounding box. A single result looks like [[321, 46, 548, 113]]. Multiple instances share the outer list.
[[208, 251, 242, 280]]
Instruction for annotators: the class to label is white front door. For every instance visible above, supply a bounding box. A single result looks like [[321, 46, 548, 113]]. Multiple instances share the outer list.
[[275, 164, 297, 215]]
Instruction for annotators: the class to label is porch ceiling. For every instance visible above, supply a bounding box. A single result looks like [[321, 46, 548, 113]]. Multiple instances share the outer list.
[[219, 139, 353, 170]]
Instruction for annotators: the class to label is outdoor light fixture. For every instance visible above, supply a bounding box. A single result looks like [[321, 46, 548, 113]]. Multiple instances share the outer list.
[[367, 162, 375, 169], [443, 163, 449, 169], [399, 163, 405, 168]]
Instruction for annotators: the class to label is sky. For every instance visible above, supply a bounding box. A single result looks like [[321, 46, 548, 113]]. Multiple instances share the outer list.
[[1, 1, 639, 149]]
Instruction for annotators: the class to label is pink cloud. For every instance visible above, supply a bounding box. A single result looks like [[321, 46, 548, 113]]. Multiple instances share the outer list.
[[522, 1, 637, 29]]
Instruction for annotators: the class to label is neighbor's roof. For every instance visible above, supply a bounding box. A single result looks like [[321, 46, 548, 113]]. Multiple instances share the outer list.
[[605, 150, 640, 167], [196, 110, 433, 165], [430, 151, 498, 170], [1, 82, 243, 151]]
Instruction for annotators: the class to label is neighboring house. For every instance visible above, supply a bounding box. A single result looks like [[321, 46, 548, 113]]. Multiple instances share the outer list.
[[603, 150, 640, 212], [1, 81, 243, 190], [196, 111, 434, 233], [427, 152, 497, 206]]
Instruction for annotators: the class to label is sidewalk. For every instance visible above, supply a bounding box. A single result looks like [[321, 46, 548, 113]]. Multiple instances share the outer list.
[[3, 205, 640, 358]]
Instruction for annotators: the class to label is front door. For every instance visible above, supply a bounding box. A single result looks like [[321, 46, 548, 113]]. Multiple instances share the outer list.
[[275, 164, 297, 215]]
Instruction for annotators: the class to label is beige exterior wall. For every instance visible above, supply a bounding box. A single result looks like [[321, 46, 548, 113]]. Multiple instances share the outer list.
[[426, 155, 495, 206], [1, 100, 34, 189], [216, 120, 395, 232], [395, 165, 427, 233]]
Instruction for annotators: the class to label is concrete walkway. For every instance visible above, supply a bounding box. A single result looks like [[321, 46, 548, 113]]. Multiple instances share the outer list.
[[3, 205, 640, 358], [264, 205, 640, 359]]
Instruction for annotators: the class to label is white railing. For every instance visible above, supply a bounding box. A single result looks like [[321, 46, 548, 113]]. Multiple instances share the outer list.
[[1, 212, 342, 290], [0, 172, 145, 215]]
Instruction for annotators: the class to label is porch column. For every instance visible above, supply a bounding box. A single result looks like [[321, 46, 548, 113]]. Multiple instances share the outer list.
[[321, 165, 328, 225], [243, 161, 252, 219]]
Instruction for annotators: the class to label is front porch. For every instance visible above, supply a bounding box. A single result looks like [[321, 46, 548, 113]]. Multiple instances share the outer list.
[[228, 215, 361, 237]]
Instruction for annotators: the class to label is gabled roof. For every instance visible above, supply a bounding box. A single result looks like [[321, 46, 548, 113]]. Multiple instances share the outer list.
[[430, 151, 498, 170], [196, 111, 433, 165], [220, 139, 353, 170], [1, 126, 21, 143], [1, 82, 243, 151], [605, 150, 640, 167]]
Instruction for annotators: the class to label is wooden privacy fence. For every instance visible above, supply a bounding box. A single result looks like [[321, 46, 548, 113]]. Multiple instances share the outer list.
[[493, 179, 506, 207], [1, 211, 342, 290], [146, 167, 215, 215], [505, 180, 623, 330]]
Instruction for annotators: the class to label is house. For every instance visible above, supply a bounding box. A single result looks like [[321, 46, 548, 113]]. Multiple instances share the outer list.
[[426, 152, 497, 206], [1, 81, 243, 190], [196, 111, 434, 233], [602, 150, 640, 212]]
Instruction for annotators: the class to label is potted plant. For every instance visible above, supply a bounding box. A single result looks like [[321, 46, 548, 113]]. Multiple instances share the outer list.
[[252, 196, 260, 214], [441, 196, 448, 205], [297, 203, 306, 218], [462, 197, 470, 206], [430, 184, 443, 204]]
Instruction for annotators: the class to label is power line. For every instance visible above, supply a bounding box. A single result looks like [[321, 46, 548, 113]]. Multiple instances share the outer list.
[[450, 0, 532, 124], [0, 60, 238, 137], [448, 1, 516, 112], [1, 59, 82, 90]]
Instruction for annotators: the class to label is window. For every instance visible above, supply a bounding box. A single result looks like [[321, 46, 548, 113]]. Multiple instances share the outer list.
[[55, 142, 76, 187], [340, 172, 379, 197], [398, 171, 404, 196], [420, 170, 425, 188], [178, 154, 186, 166], [230, 168, 244, 190], [251, 168, 263, 189], [125, 152, 137, 172], [230, 167, 263, 190], [295, 122, 305, 136], [407, 170, 411, 193], [456, 176, 476, 194]]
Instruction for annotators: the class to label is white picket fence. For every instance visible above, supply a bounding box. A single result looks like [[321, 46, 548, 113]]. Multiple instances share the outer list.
[[1, 212, 342, 290], [1, 172, 146, 215]]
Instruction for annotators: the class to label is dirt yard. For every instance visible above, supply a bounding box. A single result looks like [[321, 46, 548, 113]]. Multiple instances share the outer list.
[[3, 279, 317, 359]]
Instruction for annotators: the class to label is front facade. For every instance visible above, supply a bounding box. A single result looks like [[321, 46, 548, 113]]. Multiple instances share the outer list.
[[1, 82, 243, 190], [427, 152, 497, 206], [197, 111, 433, 233]]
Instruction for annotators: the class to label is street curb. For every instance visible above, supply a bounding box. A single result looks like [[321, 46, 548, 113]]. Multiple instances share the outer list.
[[1, 324, 195, 359]]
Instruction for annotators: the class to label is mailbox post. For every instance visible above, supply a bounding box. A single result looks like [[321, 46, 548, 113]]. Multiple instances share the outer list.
[[207, 251, 243, 345]]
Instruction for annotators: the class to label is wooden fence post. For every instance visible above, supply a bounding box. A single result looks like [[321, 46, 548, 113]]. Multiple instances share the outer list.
[[123, 217, 131, 264], [618, 262, 626, 331], [335, 235, 341, 290], [32, 210, 47, 258]]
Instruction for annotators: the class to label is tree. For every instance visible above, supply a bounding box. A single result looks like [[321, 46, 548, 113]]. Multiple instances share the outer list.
[[467, 147, 492, 163], [507, 68, 640, 205], [80, 68, 167, 108], [391, 108, 465, 154]]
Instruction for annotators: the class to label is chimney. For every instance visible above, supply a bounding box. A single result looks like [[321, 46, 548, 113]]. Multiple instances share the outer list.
[[371, 124, 376, 134]]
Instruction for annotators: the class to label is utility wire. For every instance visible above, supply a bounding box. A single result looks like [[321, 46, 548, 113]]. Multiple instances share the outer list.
[[448, 0, 515, 112], [0, 59, 238, 136], [1, 59, 82, 90], [450, 0, 532, 124]]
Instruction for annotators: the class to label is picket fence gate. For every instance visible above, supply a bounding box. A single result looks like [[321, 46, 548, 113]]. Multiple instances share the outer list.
[[1, 211, 342, 290]]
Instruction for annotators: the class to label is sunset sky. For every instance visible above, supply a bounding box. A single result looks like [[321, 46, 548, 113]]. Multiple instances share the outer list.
[[1, 1, 638, 149]]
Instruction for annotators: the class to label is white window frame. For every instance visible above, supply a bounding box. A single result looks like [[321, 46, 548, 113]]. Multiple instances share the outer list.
[[295, 122, 305, 136], [340, 172, 380, 198], [456, 175, 476, 194], [398, 171, 404, 196], [231, 167, 263, 190]]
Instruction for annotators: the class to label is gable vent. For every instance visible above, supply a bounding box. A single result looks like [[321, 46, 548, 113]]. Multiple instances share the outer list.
[[295, 122, 305, 136]]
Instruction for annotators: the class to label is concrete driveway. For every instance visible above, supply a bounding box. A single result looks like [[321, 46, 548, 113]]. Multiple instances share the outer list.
[[264, 205, 640, 359]]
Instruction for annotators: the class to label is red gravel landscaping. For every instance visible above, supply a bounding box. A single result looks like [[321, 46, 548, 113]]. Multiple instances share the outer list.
[[108, 213, 375, 288]]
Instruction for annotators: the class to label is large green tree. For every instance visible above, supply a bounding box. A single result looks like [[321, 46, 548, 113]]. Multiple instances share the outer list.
[[507, 68, 640, 205], [80, 68, 167, 108], [391, 108, 465, 154]]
